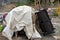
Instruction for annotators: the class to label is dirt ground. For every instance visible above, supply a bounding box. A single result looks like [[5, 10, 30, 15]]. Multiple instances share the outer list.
[[0, 3, 16, 12], [0, 17, 60, 40]]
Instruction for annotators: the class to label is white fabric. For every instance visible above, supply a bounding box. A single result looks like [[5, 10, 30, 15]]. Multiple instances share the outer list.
[[32, 24, 42, 38], [2, 5, 41, 40]]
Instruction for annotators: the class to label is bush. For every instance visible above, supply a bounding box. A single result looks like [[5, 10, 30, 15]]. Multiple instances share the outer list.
[[53, 13, 58, 16]]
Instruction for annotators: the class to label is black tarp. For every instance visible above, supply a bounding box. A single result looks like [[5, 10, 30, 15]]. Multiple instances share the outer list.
[[35, 9, 55, 35]]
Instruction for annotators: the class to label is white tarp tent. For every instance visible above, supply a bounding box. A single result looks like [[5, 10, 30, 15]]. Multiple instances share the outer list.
[[2, 5, 41, 40]]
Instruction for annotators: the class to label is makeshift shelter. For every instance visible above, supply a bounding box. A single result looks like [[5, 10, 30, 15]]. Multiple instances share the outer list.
[[2, 5, 41, 40]]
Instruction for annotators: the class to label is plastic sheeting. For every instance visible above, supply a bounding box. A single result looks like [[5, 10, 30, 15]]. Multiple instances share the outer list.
[[2, 5, 41, 40]]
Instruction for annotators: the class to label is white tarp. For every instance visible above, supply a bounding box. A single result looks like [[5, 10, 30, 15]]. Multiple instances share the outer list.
[[2, 5, 41, 40]]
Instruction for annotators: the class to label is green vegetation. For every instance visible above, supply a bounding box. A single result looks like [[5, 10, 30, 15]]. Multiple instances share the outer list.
[[29, 0, 34, 4], [0, 25, 3, 32], [15, 2, 26, 7], [15, 0, 60, 7], [15, 0, 34, 7], [53, 13, 58, 17]]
